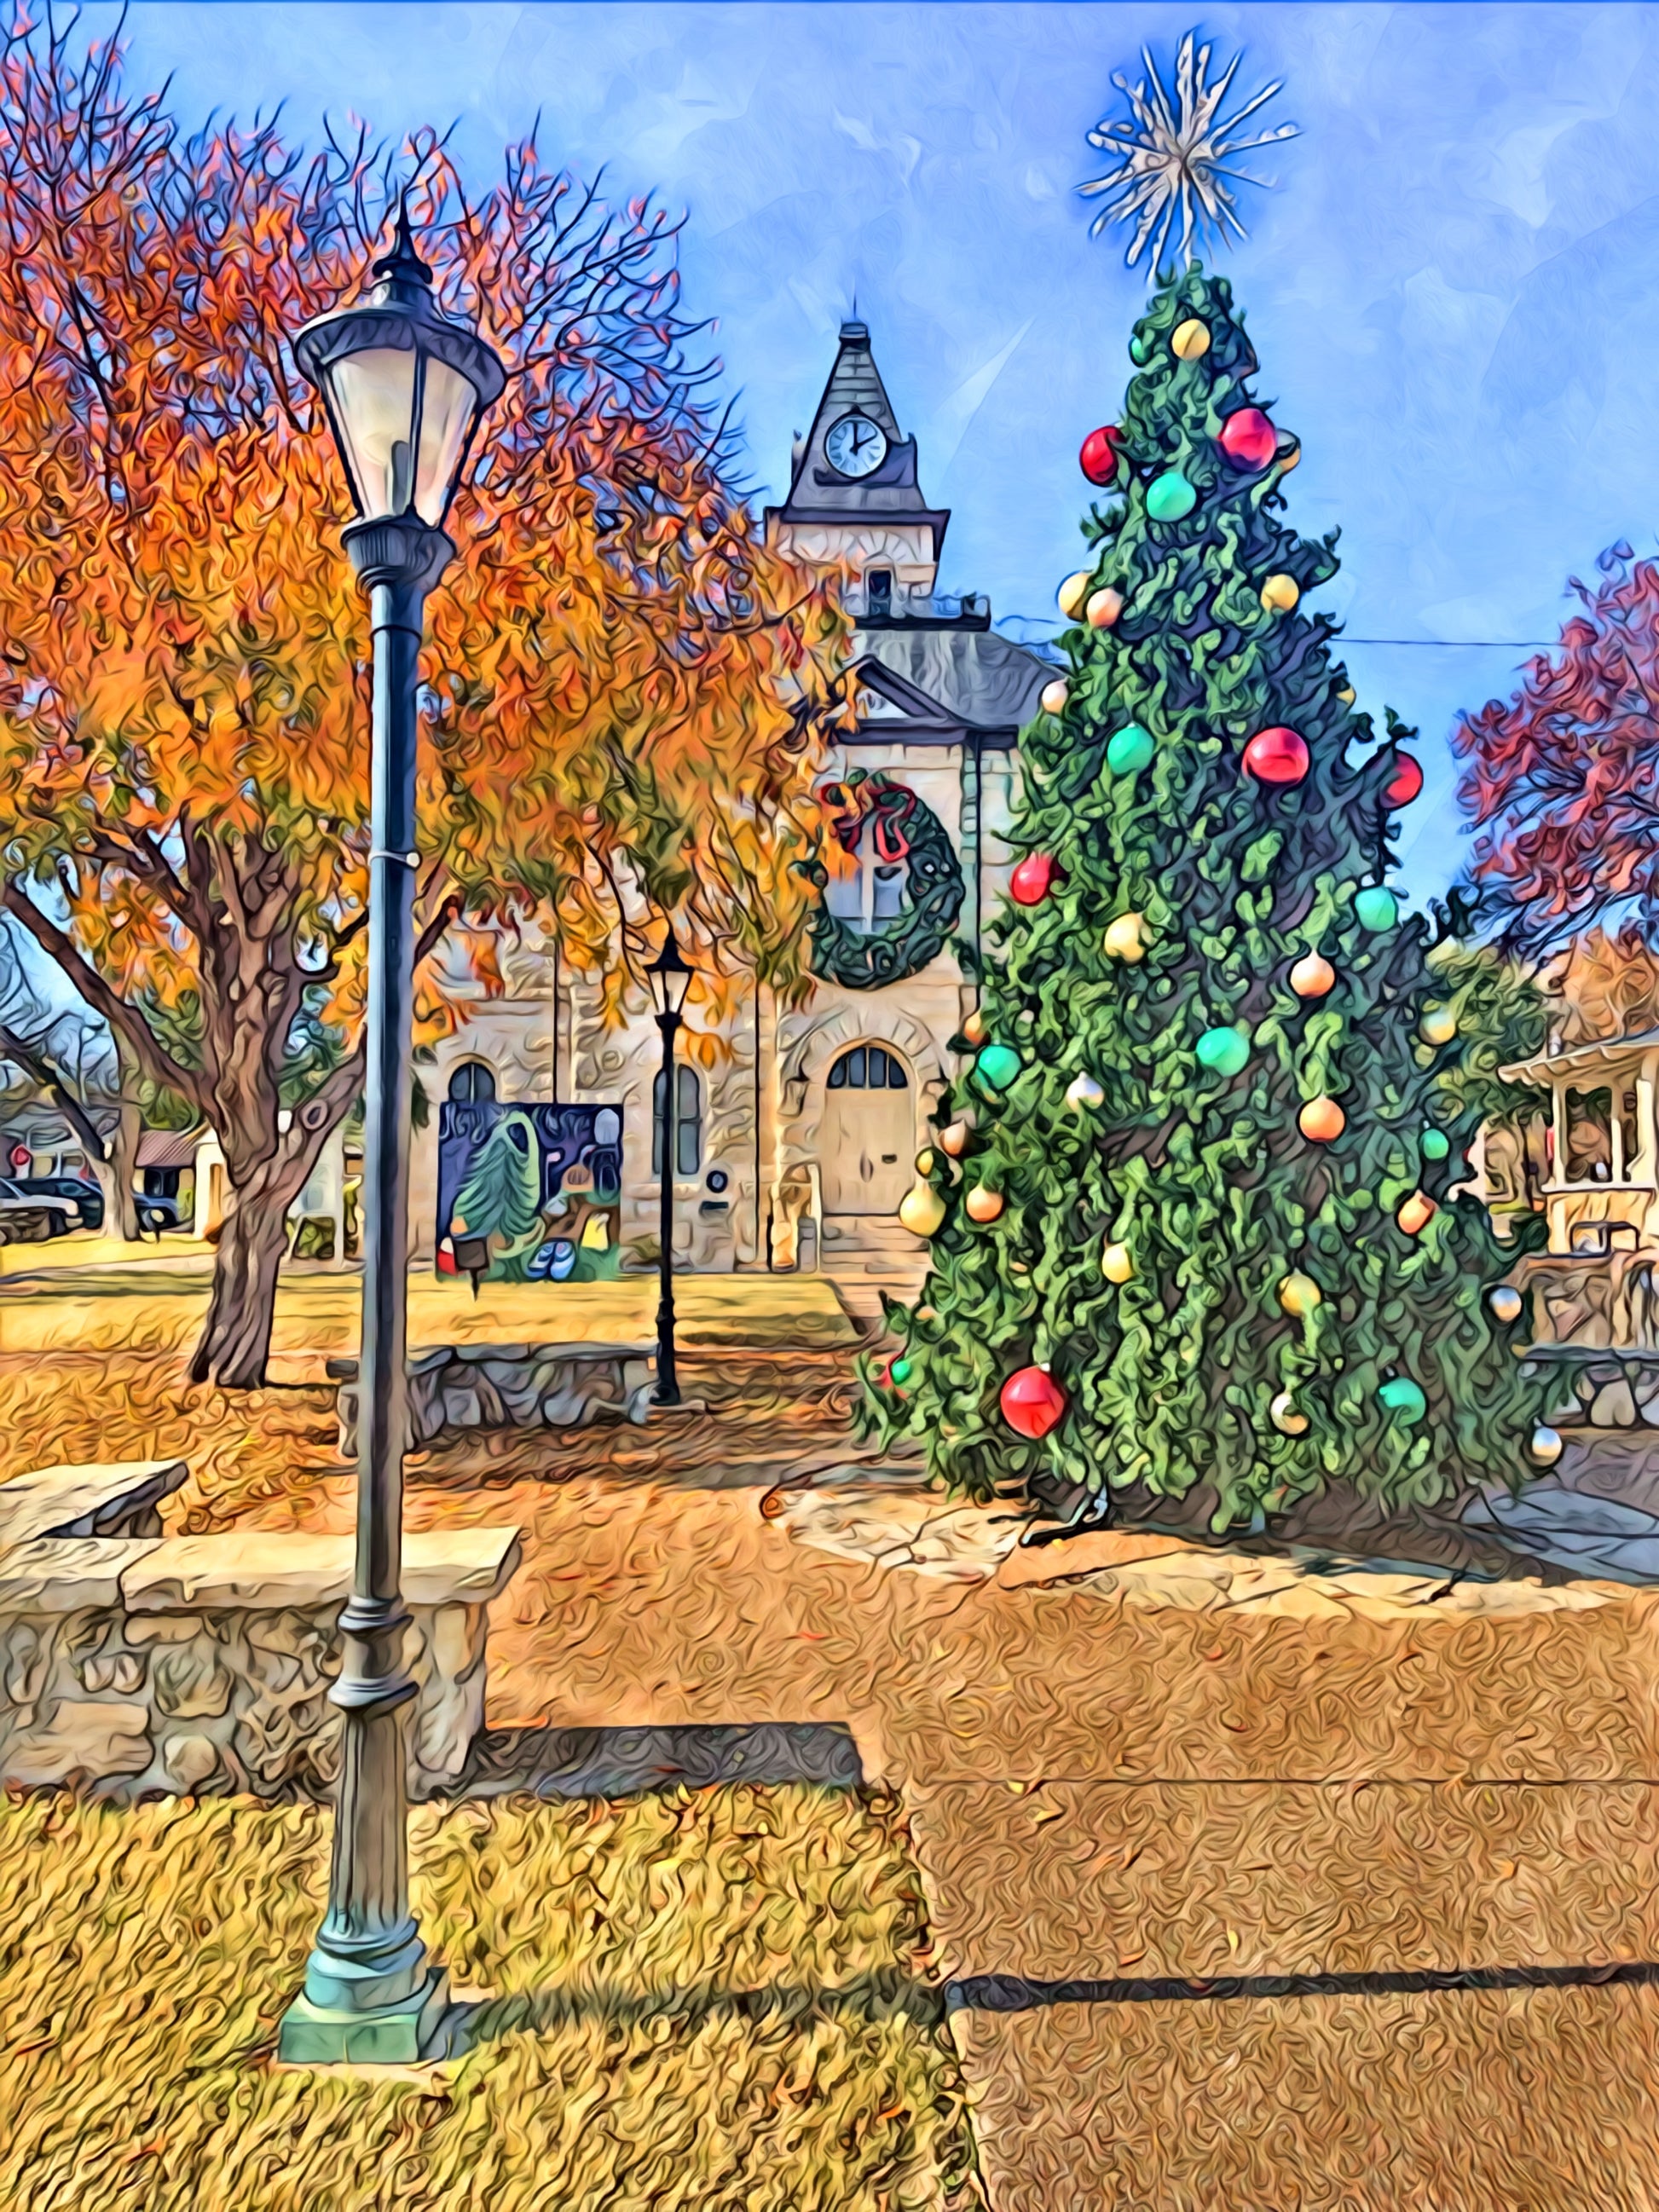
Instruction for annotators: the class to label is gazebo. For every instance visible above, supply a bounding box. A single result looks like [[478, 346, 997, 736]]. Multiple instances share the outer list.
[[1496, 1029, 1659, 1412]]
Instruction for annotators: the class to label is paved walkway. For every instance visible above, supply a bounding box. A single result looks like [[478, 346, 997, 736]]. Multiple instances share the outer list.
[[225, 1374, 1659, 2209]]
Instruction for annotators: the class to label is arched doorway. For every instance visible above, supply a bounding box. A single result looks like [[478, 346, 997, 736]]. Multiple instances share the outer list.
[[819, 1043, 912, 1215]]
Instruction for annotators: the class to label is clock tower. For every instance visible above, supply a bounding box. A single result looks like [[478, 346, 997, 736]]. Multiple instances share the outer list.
[[764, 320, 950, 606]]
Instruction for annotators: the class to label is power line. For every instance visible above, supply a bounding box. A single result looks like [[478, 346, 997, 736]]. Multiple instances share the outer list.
[[1343, 637, 1558, 650]]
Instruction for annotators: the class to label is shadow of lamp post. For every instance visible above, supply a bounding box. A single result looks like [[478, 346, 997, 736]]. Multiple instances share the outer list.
[[648, 924, 695, 1407], [279, 205, 505, 2065]]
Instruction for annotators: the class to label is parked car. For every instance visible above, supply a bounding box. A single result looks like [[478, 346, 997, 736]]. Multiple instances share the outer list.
[[0, 1176, 86, 1242], [136, 1193, 184, 1233], [13, 1175, 104, 1232]]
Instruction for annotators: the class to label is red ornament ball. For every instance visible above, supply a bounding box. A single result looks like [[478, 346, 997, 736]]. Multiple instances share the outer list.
[[1242, 726, 1310, 786], [1079, 424, 1123, 485], [1000, 1364, 1067, 1440], [1009, 852, 1060, 907], [1218, 407, 1278, 470], [1384, 752, 1424, 807]]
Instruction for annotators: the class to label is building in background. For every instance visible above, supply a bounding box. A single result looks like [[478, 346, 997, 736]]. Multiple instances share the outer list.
[[407, 321, 1051, 1293]]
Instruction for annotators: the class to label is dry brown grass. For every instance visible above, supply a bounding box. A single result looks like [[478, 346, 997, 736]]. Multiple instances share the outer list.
[[0, 1785, 978, 2211]]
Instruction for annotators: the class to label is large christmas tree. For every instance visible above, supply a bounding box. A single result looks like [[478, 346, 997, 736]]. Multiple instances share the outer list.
[[861, 267, 1547, 1534]]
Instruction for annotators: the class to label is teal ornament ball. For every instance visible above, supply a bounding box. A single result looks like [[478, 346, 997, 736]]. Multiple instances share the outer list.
[[890, 1357, 913, 1385], [1378, 1377, 1427, 1425], [1129, 335, 1148, 365], [1355, 886, 1399, 933], [1107, 722, 1157, 776], [1195, 1025, 1250, 1078], [975, 1042, 1022, 1091], [1420, 1129, 1451, 1162], [1147, 470, 1197, 523]]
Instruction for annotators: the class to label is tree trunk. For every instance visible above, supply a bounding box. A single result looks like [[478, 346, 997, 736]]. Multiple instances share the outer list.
[[99, 1092, 142, 1240], [188, 1136, 328, 1389]]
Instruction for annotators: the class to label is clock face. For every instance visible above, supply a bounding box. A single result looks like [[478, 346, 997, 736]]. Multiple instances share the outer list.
[[825, 413, 888, 479]]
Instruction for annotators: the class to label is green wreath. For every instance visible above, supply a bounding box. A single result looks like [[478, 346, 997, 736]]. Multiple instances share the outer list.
[[805, 769, 965, 990]]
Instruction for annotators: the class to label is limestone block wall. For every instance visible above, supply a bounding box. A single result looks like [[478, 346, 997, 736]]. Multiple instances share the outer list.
[[0, 1528, 521, 1802]]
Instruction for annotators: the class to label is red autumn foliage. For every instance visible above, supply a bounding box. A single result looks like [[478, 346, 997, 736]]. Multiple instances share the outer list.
[[1456, 544, 1659, 954]]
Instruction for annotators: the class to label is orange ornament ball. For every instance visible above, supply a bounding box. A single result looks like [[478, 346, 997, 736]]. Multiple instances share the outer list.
[[939, 1120, 972, 1158], [1086, 586, 1124, 628], [962, 1011, 988, 1047], [1298, 1096, 1346, 1144], [1290, 953, 1336, 999], [966, 1185, 1005, 1223], [1397, 1191, 1437, 1237]]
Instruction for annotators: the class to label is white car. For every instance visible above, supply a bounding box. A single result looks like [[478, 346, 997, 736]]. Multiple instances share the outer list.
[[0, 1176, 85, 1242]]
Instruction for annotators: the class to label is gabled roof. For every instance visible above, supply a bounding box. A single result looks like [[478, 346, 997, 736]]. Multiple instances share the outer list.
[[765, 321, 950, 554], [850, 626, 1050, 746]]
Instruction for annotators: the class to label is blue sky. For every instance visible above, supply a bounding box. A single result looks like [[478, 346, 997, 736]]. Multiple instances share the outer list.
[[91, 2, 1659, 898]]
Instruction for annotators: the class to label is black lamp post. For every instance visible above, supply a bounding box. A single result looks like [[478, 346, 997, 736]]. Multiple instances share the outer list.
[[280, 206, 504, 2066], [648, 926, 694, 1407]]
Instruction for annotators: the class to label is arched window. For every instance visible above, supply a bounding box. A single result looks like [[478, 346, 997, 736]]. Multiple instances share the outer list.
[[652, 1066, 702, 1177], [828, 1045, 909, 1090], [448, 1061, 497, 1104]]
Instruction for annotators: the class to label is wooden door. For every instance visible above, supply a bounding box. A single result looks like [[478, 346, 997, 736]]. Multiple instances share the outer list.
[[819, 1044, 913, 1214]]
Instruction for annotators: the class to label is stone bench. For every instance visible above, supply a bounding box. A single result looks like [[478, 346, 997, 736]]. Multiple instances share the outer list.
[[0, 1457, 189, 1545], [0, 1496, 521, 1801], [332, 1341, 656, 1455]]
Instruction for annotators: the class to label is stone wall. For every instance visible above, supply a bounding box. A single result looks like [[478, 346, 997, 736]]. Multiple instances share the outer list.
[[0, 1464, 521, 1801]]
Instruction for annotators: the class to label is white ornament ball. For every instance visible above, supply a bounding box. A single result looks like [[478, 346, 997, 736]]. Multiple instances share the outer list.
[[1488, 1285, 1523, 1325], [1530, 1424, 1564, 1467], [1039, 678, 1069, 717], [1066, 1071, 1105, 1112], [1269, 1390, 1309, 1436]]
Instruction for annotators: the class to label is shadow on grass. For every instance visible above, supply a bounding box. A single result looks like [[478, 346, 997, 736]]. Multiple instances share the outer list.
[[436, 1965, 945, 2059]]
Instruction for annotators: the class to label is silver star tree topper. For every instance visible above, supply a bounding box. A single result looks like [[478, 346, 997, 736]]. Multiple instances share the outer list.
[[1080, 32, 1298, 274]]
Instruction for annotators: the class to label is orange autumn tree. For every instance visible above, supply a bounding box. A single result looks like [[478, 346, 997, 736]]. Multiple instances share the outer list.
[[0, 19, 845, 1386]]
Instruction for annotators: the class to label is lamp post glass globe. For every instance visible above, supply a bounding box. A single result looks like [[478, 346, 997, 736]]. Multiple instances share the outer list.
[[650, 924, 696, 1408], [279, 205, 504, 2071], [293, 202, 506, 530]]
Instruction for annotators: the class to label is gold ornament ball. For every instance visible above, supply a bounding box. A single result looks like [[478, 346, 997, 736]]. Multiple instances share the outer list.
[[1269, 1390, 1309, 1436], [1279, 1271, 1322, 1318], [1420, 1006, 1458, 1046], [1101, 1240, 1135, 1284], [915, 1148, 935, 1176], [939, 1119, 972, 1158], [1337, 685, 1357, 704], [1488, 1284, 1524, 1325], [916, 1304, 937, 1322], [1260, 573, 1300, 613], [965, 1184, 1005, 1224], [898, 1183, 946, 1238], [1530, 1424, 1564, 1467], [1276, 440, 1301, 474], [962, 1010, 988, 1047], [1171, 318, 1211, 361], [1086, 586, 1124, 629], [1103, 911, 1147, 962], [1039, 677, 1069, 717], [1057, 570, 1093, 621]]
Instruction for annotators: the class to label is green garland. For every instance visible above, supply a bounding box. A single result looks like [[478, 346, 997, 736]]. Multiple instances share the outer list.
[[806, 769, 964, 990]]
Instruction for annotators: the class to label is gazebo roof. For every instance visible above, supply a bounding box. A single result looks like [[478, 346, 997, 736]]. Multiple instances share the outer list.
[[1500, 1027, 1659, 1087]]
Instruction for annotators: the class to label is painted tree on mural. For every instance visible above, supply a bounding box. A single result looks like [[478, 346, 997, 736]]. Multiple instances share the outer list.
[[861, 267, 1547, 1533], [1456, 544, 1659, 956], [0, 17, 844, 1386]]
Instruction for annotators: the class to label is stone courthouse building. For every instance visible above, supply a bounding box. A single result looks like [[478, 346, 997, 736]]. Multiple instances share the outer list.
[[408, 321, 1050, 1279]]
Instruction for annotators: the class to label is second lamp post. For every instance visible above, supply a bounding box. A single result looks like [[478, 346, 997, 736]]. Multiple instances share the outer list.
[[649, 927, 694, 1406]]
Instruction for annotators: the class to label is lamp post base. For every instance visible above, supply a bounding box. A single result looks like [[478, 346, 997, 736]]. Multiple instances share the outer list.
[[278, 1967, 453, 2065]]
